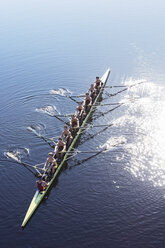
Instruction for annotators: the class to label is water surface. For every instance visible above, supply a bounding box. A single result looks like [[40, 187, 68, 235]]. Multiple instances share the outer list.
[[0, 0, 165, 247]]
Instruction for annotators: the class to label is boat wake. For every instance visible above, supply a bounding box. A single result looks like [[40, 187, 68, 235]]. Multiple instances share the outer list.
[[4, 147, 30, 163], [49, 88, 72, 96], [35, 105, 60, 116], [99, 136, 127, 152]]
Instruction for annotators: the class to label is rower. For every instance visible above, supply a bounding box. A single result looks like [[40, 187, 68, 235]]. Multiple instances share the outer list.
[[76, 102, 84, 124], [54, 137, 66, 160], [81, 109, 87, 120], [61, 125, 73, 149], [43, 152, 58, 176], [94, 76, 102, 94], [84, 92, 92, 113], [89, 84, 96, 103], [70, 114, 79, 135], [89, 83, 95, 92], [95, 76, 102, 87], [76, 102, 84, 117]]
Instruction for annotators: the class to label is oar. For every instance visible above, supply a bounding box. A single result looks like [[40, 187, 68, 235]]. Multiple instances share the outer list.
[[39, 164, 50, 180], [104, 81, 145, 98], [80, 123, 113, 131], [69, 95, 86, 98], [55, 94, 83, 104], [104, 89, 124, 98], [61, 148, 108, 155], [80, 122, 113, 144], [38, 135, 56, 148], [105, 81, 145, 89], [93, 102, 122, 107], [27, 127, 56, 148], [18, 161, 39, 176], [69, 140, 126, 168], [36, 105, 70, 125], [51, 114, 70, 125], [68, 96, 79, 104], [5, 151, 40, 176], [13, 157, 45, 177], [105, 85, 127, 88], [77, 150, 108, 154], [34, 162, 45, 167], [94, 104, 121, 119], [51, 114, 72, 118], [69, 149, 107, 168]]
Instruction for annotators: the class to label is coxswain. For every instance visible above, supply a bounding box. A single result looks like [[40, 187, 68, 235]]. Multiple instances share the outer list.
[[70, 114, 79, 135], [89, 84, 96, 103], [61, 125, 73, 149], [54, 137, 66, 160], [84, 92, 92, 112], [43, 152, 58, 175], [36, 177, 48, 192]]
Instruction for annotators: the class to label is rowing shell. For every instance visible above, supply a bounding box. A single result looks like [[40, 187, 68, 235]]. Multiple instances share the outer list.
[[21, 68, 110, 228]]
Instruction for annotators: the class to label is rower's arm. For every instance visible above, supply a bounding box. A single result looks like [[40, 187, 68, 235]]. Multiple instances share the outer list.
[[80, 107, 84, 115], [54, 145, 58, 153], [61, 132, 64, 139], [66, 133, 69, 139], [63, 143, 66, 152], [77, 119, 80, 128], [66, 131, 72, 140]]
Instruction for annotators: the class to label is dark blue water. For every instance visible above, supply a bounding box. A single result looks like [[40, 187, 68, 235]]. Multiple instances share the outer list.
[[1, 0, 165, 247]]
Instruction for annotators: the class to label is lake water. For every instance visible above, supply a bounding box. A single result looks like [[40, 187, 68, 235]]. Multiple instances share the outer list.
[[0, 0, 165, 247]]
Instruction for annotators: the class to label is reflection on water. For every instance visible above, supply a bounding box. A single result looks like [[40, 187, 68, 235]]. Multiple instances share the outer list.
[[119, 80, 165, 187]]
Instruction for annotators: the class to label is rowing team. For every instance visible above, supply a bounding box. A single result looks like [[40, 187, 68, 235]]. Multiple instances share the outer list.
[[36, 76, 102, 191]]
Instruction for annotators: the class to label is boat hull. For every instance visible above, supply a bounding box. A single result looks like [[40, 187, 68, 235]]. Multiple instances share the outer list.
[[21, 68, 110, 228]]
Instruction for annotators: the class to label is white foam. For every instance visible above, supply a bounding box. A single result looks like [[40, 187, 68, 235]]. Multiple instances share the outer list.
[[35, 105, 58, 116], [99, 136, 127, 151], [49, 88, 72, 96], [5, 151, 20, 162]]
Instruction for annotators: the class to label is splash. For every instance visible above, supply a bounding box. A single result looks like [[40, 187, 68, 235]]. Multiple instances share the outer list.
[[27, 126, 41, 137], [5, 151, 21, 162], [49, 88, 72, 96], [35, 105, 60, 116], [5, 148, 29, 163], [99, 136, 127, 151], [113, 115, 138, 128], [24, 147, 30, 155], [27, 124, 46, 137]]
